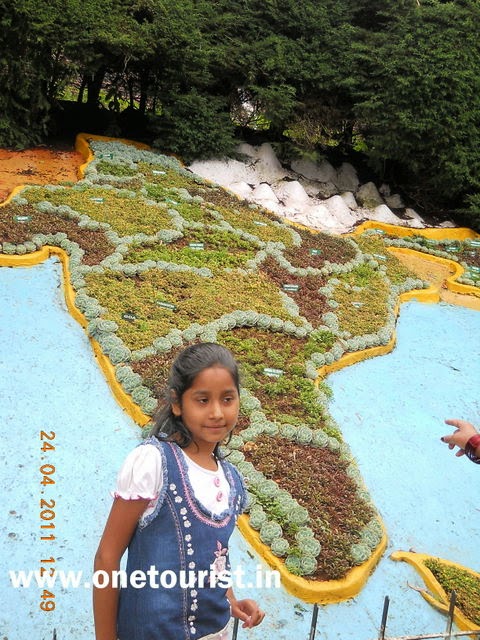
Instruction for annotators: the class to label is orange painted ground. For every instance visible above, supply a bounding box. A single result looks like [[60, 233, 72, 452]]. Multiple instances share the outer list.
[[0, 147, 83, 202]]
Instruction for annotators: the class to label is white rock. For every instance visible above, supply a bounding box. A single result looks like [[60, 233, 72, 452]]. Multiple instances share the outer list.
[[274, 181, 310, 208], [251, 183, 278, 202], [318, 160, 338, 183], [403, 207, 426, 228], [236, 142, 258, 159], [250, 183, 280, 213], [340, 191, 358, 210], [298, 178, 324, 197], [404, 218, 426, 229], [291, 158, 336, 183], [324, 195, 359, 228], [316, 182, 338, 198], [356, 182, 384, 208], [298, 204, 341, 230], [438, 220, 457, 228], [296, 178, 337, 198], [404, 207, 422, 221], [370, 204, 403, 225], [334, 163, 360, 192], [385, 194, 404, 209], [227, 181, 253, 200], [189, 158, 255, 187], [254, 143, 289, 183]]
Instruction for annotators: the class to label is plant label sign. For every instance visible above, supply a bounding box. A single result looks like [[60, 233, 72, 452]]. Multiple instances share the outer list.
[[372, 253, 387, 261], [13, 215, 32, 223], [282, 284, 299, 292], [156, 300, 177, 311], [122, 311, 137, 322], [352, 301, 364, 308], [263, 367, 284, 378], [188, 242, 205, 250], [309, 249, 322, 256], [91, 197, 104, 203], [152, 170, 166, 175], [253, 220, 268, 227]]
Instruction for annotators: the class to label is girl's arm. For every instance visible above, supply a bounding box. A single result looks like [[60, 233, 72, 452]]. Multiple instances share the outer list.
[[227, 587, 265, 628], [93, 498, 150, 640]]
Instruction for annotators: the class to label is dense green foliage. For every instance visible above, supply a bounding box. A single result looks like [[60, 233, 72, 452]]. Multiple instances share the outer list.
[[0, 0, 51, 146], [1, 0, 480, 225], [352, 0, 480, 211]]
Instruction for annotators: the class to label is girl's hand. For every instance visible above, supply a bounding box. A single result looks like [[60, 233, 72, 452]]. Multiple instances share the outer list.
[[441, 419, 479, 456], [230, 598, 265, 628]]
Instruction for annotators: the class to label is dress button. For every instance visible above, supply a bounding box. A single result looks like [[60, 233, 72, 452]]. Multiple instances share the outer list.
[[216, 491, 223, 502], [213, 477, 221, 487]]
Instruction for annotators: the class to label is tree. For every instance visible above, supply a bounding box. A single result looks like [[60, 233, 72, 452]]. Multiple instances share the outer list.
[[0, 0, 51, 146], [352, 0, 480, 212]]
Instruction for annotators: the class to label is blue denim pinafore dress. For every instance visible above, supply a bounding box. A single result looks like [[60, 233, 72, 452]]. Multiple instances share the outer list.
[[117, 437, 246, 640]]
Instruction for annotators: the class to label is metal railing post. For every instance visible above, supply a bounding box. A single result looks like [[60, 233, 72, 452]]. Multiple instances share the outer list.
[[379, 596, 390, 640], [232, 617, 239, 640], [445, 590, 457, 640], [308, 603, 319, 640]]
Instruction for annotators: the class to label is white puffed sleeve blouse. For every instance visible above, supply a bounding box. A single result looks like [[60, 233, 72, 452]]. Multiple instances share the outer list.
[[113, 443, 230, 518]]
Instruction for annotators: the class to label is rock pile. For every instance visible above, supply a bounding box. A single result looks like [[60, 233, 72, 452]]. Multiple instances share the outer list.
[[190, 143, 455, 233]]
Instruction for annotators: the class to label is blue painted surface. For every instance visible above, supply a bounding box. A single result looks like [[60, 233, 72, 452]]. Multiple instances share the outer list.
[[0, 259, 141, 640], [0, 259, 479, 639]]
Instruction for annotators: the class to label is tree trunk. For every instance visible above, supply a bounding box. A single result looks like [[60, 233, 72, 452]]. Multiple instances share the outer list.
[[139, 71, 149, 115], [77, 74, 87, 103], [86, 66, 106, 106]]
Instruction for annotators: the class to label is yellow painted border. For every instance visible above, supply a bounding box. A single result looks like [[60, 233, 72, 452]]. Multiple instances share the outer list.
[[0, 134, 152, 427], [75, 132, 150, 179], [353, 220, 479, 241], [391, 551, 480, 631], [0, 246, 150, 427], [388, 246, 480, 299], [238, 514, 387, 603], [315, 284, 437, 378]]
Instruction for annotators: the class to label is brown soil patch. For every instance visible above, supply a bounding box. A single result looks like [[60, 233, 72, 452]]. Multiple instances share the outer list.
[[0, 147, 83, 202], [260, 256, 329, 325], [284, 226, 358, 266], [392, 250, 480, 311], [0, 203, 114, 265]]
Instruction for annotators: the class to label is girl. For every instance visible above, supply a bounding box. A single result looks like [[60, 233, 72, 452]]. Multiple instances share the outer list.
[[93, 343, 265, 640]]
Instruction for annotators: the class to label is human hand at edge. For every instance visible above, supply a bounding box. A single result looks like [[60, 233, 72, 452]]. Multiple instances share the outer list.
[[230, 598, 265, 628], [441, 419, 479, 456]]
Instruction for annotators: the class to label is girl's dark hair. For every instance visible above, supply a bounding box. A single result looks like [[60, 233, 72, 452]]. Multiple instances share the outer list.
[[150, 343, 240, 457]]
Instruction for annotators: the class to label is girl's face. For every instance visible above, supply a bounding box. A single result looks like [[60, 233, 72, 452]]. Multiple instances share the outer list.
[[172, 366, 239, 451]]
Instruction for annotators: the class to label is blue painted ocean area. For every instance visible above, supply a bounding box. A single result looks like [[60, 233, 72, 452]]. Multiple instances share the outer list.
[[0, 258, 479, 639]]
